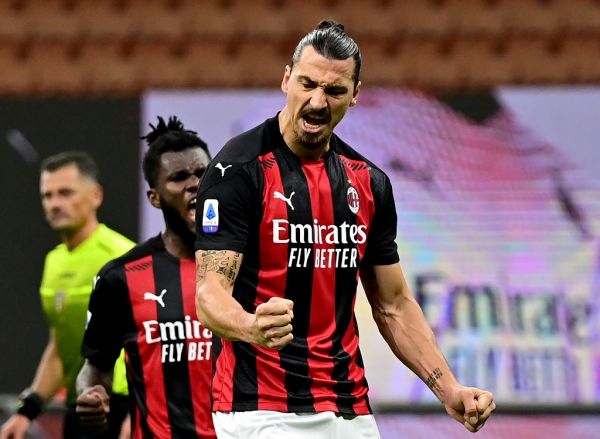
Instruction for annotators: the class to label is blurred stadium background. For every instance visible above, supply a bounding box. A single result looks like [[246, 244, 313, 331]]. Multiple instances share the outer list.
[[1, 1, 599, 438]]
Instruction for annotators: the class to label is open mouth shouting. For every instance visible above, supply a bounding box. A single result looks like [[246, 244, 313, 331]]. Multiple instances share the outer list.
[[187, 197, 197, 222], [301, 112, 329, 134]]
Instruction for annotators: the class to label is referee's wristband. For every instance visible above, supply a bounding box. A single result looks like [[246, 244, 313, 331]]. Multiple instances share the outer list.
[[16, 390, 45, 421]]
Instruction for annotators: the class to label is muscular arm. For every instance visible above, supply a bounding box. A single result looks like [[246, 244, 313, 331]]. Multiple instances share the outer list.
[[360, 263, 456, 401], [195, 249, 251, 340], [360, 263, 495, 432], [195, 249, 293, 349]]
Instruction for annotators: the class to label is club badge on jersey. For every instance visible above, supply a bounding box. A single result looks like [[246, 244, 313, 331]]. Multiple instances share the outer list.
[[347, 185, 360, 215], [202, 199, 219, 233], [55, 290, 65, 313]]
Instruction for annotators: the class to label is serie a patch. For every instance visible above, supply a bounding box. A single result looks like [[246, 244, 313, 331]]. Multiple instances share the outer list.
[[202, 199, 219, 233]]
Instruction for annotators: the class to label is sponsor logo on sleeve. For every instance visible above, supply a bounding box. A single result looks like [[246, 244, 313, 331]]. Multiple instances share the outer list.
[[215, 162, 232, 177], [202, 199, 219, 233]]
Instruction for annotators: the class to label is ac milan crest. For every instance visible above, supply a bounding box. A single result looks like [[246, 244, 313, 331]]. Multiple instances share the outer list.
[[347, 185, 360, 214]]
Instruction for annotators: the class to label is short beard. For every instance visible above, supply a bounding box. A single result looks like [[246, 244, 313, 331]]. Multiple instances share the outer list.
[[295, 108, 330, 150], [160, 200, 195, 252], [293, 126, 328, 150]]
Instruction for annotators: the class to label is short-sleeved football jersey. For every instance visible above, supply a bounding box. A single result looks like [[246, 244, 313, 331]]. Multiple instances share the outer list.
[[195, 115, 399, 415], [82, 236, 216, 439], [40, 223, 134, 404]]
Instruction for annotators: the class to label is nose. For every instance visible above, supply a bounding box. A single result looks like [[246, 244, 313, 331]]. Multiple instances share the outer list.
[[309, 87, 328, 111], [43, 194, 61, 211], [186, 174, 200, 191]]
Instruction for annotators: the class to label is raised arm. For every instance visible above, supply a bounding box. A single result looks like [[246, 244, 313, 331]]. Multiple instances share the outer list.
[[360, 262, 495, 433], [195, 249, 293, 350]]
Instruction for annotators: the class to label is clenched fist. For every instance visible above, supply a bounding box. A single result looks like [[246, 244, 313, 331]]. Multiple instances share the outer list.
[[76, 385, 111, 425], [252, 297, 294, 350]]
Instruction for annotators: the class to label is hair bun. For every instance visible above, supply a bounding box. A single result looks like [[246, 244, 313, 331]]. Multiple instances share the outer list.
[[317, 20, 344, 32]]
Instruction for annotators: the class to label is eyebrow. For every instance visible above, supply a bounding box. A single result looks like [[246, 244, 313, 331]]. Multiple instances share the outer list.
[[297, 75, 317, 85], [297, 75, 349, 92], [167, 165, 207, 177]]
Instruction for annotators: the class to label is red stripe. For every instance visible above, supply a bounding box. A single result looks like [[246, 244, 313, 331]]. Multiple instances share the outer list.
[[254, 152, 289, 410], [342, 158, 376, 413], [125, 256, 172, 438], [133, 405, 142, 439], [180, 258, 215, 437], [301, 159, 338, 411], [212, 340, 235, 411]]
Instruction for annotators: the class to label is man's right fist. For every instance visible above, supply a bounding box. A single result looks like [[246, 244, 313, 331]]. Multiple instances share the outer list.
[[253, 297, 294, 350], [76, 385, 111, 425]]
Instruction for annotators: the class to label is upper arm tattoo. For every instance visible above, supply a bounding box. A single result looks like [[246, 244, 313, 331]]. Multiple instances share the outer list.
[[196, 250, 243, 290]]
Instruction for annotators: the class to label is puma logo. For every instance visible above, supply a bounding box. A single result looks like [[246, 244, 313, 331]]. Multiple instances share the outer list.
[[144, 289, 167, 308], [215, 162, 232, 177], [273, 191, 295, 210]]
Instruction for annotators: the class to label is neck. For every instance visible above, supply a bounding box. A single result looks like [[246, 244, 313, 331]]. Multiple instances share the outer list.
[[61, 220, 99, 251], [161, 227, 195, 260], [279, 108, 330, 160]]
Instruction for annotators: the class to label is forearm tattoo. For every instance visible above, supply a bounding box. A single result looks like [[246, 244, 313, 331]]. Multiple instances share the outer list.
[[425, 367, 443, 389], [197, 250, 243, 289]]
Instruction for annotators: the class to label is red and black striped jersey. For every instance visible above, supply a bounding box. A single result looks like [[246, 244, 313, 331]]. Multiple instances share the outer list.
[[195, 115, 399, 415], [82, 236, 216, 439]]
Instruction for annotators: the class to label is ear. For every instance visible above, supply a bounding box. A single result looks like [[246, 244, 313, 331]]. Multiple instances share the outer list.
[[91, 184, 103, 209], [350, 80, 361, 107], [147, 189, 161, 209], [281, 65, 292, 93]]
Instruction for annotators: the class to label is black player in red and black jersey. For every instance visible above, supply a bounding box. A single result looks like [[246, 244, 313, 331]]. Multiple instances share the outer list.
[[195, 21, 496, 438], [76, 116, 216, 439]]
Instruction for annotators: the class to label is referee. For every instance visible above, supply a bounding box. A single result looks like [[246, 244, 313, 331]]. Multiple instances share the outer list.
[[0, 151, 134, 439]]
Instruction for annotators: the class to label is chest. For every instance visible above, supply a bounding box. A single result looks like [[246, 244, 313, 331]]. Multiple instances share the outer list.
[[259, 152, 374, 227], [124, 256, 197, 324]]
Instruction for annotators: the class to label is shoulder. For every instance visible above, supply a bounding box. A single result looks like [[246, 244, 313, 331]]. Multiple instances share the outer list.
[[96, 237, 159, 280], [96, 225, 135, 254], [215, 116, 278, 163], [44, 243, 66, 262], [333, 134, 390, 184], [199, 116, 279, 193]]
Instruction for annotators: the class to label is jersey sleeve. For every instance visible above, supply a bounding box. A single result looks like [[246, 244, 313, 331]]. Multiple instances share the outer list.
[[81, 264, 127, 372], [362, 172, 400, 266], [195, 165, 259, 254]]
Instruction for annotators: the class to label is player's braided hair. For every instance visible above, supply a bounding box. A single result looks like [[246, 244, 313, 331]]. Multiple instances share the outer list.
[[141, 115, 210, 188], [291, 19, 361, 86]]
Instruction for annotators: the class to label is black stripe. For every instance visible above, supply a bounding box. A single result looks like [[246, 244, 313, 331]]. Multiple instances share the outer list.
[[121, 264, 154, 439], [230, 164, 263, 411], [275, 147, 315, 410], [152, 253, 197, 439], [211, 335, 222, 386], [327, 152, 361, 414], [231, 342, 258, 411]]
